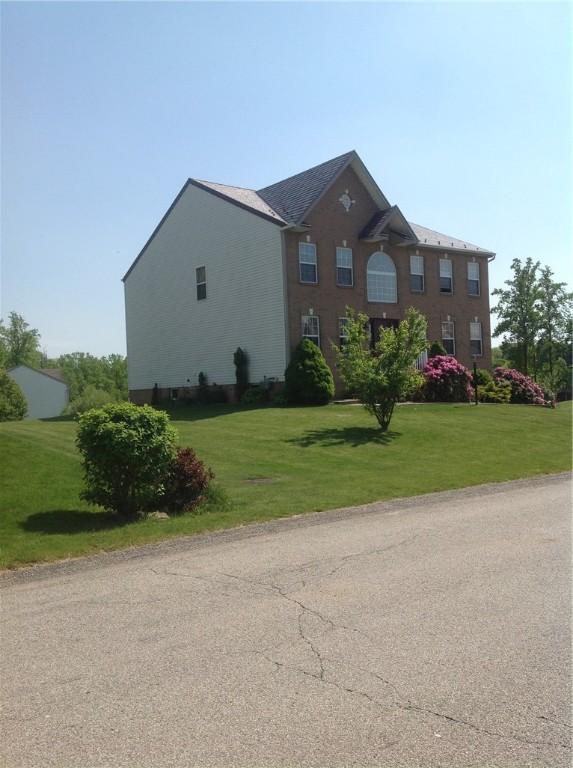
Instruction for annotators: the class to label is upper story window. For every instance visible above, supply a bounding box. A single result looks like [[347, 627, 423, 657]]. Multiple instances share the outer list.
[[410, 254, 425, 293], [336, 247, 353, 287], [439, 258, 453, 294], [367, 251, 397, 303], [302, 315, 320, 346], [339, 317, 349, 346], [196, 266, 207, 300], [441, 319, 455, 356], [470, 321, 483, 356], [299, 242, 317, 284], [467, 261, 480, 296]]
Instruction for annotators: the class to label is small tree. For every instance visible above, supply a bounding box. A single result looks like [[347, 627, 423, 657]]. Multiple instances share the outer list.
[[284, 339, 334, 405], [76, 402, 177, 519], [335, 307, 427, 431], [233, 347, 249, 400], [0, 370, 27, 421]]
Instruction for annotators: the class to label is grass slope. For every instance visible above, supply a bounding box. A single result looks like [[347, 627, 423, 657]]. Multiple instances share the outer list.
[[1, 402, 571, 569]]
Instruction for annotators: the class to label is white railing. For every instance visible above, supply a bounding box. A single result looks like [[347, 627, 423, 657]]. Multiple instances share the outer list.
[[414, 350, 428, 371]]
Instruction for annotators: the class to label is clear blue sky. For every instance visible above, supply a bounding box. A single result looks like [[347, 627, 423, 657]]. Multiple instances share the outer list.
[[2, 1, 571, 357]]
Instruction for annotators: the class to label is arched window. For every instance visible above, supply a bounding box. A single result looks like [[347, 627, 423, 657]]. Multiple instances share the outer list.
[[367, 252, 397, 303]]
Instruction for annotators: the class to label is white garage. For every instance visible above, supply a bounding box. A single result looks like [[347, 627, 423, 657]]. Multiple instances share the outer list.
[[7, 365, 69, 420]]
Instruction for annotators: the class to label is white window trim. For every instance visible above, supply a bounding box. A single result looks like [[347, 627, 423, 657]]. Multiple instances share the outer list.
[[196, 266, 207, 300], [410, 254, 425, 292], [439, 258, 453, 294], [299, 242, 318, 284], [338, 317, 349, 345], [302, 315, 320, 346], [336, 247, 354, 287], [467, 261, 481, 296], [367, 252, 398, 304], [470, 321, 483, 356], [441, 319, 456, 356]]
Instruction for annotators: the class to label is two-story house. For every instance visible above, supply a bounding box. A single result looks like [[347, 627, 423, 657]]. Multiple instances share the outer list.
[[123, 151, 494, 402]]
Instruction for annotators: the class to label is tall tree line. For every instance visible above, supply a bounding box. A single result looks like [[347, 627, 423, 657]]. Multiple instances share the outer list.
[[492, 259, 572, 394]]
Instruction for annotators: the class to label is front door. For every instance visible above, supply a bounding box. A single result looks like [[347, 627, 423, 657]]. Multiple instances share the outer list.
[[370, 317, 399, 348]]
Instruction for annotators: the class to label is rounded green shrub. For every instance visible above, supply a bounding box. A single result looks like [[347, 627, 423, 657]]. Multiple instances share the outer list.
[[0, 370, 27, 421], [76, 402, 177, 519], [284, 339, 334, 405], [428, 340, 447, 358]]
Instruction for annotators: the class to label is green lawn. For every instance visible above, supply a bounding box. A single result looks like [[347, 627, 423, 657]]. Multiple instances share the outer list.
[[1, 402, 571, 569]]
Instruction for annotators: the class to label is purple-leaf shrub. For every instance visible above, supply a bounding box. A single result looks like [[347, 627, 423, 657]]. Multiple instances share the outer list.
[[493, 368, 550, 406], [423, 355, 474, 403]]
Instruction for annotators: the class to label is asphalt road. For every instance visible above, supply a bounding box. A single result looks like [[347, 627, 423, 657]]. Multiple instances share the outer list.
[[1, 474, 571, 768]]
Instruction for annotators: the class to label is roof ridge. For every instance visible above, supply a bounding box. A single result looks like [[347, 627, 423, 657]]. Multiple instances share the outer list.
[[195, 179, 257, 193], [257, 150, 355, 193]]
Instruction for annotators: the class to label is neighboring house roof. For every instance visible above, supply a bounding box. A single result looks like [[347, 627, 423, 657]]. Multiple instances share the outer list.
[[7, 364, 68, 387], [408, 222, 494, 255]]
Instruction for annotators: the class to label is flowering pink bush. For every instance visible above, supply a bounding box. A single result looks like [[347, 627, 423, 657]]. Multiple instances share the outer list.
[[493, 368, 551, 406], [423, 355, 473, 402]]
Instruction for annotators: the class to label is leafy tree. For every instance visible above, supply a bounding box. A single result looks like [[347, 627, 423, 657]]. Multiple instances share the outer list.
[[335, 307, 427, 431], [491, 258, 541, 376], [0, 370, 27, 421], [76, 403, 177, 519], [284, 339, 334, 405], [0, 312, 41, 369], [56, 352, 127, 404], [536, 266, 573, 392]]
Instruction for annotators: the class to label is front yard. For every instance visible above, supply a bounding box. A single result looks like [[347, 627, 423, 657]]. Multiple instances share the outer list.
[[1, 401, 571, 569]]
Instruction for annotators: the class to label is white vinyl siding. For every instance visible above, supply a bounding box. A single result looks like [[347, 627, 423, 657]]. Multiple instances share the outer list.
[[367, 252, 397, 303], [440, 258, 453, 294], [336, 247, 353, 286], [410, 254, 424, 292], [467, 261, 480, 296], [124, 183, 286, 391], [441, 320, 456, 356], [302, 315, 320, 346], [470, 321, 483, 357], [299, 242, 317, 284]]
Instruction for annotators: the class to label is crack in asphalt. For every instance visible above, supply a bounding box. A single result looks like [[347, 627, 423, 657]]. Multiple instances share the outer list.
[[148, 549, 570, 752]]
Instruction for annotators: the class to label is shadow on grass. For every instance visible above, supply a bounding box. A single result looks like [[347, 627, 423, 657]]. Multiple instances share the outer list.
[[160, 403, 276, 422], [20, 509, 127, 535], [287, 426, 401, 448]]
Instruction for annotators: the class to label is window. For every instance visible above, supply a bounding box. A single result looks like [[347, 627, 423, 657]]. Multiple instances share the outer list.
[[439, 258, 453, 294], [339, 317, 349, 346], [302, 315, 320, 346], [410, 254, 425, 292], [470, 321, 483, 357], [441, 320, 455, 356], [467, 261, 480, 296], [196, 266, 206, 300], [367, 252, 397, 303], [336, 247, 353, 286], [170, 388, 179, 401], [299, 242, 317, 283]]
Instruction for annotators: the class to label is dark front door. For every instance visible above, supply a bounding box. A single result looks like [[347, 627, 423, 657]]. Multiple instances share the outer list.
[[370, 317, 399, 348]]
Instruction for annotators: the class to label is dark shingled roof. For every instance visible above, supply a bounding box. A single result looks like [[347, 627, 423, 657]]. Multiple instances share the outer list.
[[360, 206, 417, 242], [257, 151, 355, 225]]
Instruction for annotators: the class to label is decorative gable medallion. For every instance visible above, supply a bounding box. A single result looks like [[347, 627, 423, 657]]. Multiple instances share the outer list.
[[338, 190, 356, 213]]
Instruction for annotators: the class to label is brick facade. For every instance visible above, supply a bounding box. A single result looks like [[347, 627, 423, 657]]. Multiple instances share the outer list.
[[284, 166, 492, 389]]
